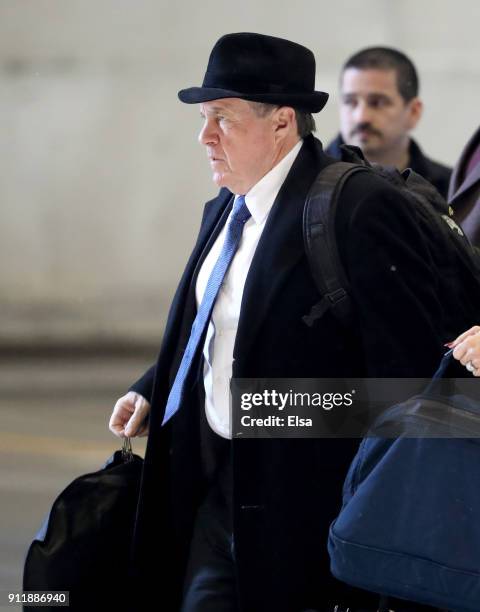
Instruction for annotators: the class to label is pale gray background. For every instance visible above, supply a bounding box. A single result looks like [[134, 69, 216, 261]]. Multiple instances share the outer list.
[[0, 0, 479, 606], [1, 0, 479, 346]]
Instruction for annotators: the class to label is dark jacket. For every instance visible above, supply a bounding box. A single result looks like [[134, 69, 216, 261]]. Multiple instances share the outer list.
[[448, 125, 480, 246], [127, 136, 459, 612], [326, 134, 452, 198]]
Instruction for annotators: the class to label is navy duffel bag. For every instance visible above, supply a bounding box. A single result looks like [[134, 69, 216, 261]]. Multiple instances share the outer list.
[[328, 352, 480, 612]]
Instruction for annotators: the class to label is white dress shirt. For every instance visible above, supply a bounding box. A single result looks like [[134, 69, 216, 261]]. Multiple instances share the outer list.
[[195, 140, 303, 438]]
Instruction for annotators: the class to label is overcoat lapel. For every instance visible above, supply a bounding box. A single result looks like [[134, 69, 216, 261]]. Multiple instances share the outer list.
[[451, 163, 480, 203], [160, 189, 233, 357], [233, 136, 330, 365], [448, 125, 480, 201], [167, 194, 234, 382], [148, 189, 233, 415]]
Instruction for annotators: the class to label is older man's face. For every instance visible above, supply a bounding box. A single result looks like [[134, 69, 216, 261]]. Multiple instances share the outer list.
[[198, 98, 278, 195]]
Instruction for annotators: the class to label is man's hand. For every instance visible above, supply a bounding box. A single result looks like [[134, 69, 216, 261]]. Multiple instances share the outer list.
[[448, 325, 480, 376], [109, 391, 151, 438]]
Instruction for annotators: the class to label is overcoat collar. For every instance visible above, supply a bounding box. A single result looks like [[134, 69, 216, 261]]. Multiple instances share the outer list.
[[233, 135, 330, 367]]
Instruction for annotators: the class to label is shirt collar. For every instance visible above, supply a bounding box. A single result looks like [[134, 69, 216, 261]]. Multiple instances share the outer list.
[[234, 140, 303, 225]]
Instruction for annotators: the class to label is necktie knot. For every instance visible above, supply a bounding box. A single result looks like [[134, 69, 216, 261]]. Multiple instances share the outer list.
[[231, 195, 251, 226]]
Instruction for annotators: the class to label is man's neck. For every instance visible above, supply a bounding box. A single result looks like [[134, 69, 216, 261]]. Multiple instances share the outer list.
[[243, 136, 302, 195], [273, 136, 302, 169]]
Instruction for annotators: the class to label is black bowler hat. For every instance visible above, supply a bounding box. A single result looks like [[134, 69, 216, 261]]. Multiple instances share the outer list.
[[178, 32, 329, 113]]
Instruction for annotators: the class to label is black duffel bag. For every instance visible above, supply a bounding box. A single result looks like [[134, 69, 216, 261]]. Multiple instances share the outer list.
[[23, 438, 143, 611]]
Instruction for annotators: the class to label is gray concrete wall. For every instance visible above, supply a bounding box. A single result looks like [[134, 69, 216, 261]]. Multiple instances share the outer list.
[[1, 0, 479, 348]]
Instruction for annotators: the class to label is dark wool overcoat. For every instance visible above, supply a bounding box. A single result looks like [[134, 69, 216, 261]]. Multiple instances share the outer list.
[[126, 135, 463, 612]]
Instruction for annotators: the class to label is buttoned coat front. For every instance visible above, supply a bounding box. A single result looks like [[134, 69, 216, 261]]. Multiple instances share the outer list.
[[127, 135, 463, 612]]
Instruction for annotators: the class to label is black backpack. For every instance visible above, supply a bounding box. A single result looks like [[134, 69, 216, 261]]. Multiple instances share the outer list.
[[304, 146, 480, 611], [303, 144, 480, 337]]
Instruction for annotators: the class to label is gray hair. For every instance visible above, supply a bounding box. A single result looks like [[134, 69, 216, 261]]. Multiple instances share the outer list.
[[248, 101, 316, 138]]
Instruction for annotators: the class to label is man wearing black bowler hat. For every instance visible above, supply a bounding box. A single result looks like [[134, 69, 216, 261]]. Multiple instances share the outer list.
[[109, 33, 446, 611]]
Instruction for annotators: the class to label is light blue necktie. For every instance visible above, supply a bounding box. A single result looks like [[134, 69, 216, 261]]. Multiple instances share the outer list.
[[162, 196, 251, 425]]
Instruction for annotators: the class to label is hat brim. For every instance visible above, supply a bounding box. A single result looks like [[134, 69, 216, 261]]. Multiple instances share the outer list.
[[178, 87, 328, 113]]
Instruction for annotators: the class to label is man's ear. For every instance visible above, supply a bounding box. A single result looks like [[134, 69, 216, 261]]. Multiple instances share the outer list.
[[273, 106, 297, 141], [406, 97, 423, 130]]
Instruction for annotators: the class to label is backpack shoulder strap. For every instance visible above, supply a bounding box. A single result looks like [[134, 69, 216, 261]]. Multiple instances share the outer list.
[[303, 161, 370, 327]]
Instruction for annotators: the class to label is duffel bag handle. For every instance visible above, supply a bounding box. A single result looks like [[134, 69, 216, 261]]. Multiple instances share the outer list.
[[121, 437, 134, 463]]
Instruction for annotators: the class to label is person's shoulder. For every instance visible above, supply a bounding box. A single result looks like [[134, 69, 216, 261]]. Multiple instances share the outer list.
[[337, 167, 409, 217], [205, 187, 232, 208], [199, 188, 232, 226], [333, 166, 430, 252], [203, 187, 232, 213], [334, 169, 432, 273]]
